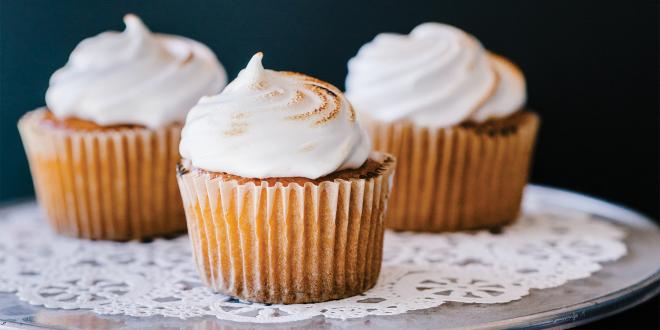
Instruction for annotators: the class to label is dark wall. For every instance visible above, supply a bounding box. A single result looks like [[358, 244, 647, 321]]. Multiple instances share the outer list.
[[1, 0, 658, 220]]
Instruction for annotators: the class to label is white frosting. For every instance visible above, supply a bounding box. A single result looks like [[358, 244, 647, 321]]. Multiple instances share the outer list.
[[45, 14, 227, 128], [345, 22, 526, 127], [180, 53, 371, 179]]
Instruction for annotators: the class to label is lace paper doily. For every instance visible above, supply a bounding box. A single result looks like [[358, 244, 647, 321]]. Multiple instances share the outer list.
[[0, 196, 626, 324]]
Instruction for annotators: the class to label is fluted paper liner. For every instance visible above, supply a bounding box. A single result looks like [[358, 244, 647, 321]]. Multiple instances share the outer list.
[[177, 153, 395, 304], [18, 109, 186, 240], [367, 112, 539, 232]]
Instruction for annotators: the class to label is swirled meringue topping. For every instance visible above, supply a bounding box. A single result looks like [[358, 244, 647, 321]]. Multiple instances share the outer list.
[[345, 22, 526, 127], [45, 14, 227, 129], [179, 53, 371, 179]]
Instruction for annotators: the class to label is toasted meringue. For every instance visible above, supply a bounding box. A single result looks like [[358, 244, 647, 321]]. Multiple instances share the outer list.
[[46, 14, 227, 129], [346, 22, 526, 127], [180, 53, 371, 179]]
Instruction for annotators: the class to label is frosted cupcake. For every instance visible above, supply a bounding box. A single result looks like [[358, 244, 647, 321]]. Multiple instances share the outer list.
[[346, 23, 539, 232], [177, 53, 395, 304], [18, 15, 227, 240]]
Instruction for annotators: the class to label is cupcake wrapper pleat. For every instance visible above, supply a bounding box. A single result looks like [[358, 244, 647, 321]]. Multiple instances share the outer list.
[[177, 154, 395, 304], [18, 109, 186, 240], [368, 112, 539, 232]]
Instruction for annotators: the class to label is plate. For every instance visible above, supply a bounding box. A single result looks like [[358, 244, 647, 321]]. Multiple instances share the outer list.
[[0, 185, 658, 329]]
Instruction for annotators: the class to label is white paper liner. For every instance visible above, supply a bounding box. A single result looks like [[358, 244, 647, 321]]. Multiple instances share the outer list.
[[177, 153, 396, 304], [367, 112, 539, 232], [18, 109, 185, 240]]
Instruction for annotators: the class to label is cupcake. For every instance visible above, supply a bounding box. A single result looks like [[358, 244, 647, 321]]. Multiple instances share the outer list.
[[18, 15, 227, 240], [177, 53, 395, 304], [346, 23, 539, 232]]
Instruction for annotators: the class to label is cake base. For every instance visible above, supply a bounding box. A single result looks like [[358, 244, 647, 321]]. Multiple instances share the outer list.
[[18, 109, 186, 240], [177, 153, 396, 304], [367, 111, 539, 232]]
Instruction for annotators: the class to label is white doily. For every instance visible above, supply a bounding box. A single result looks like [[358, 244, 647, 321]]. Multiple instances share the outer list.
[[0, 196, 627, 324]]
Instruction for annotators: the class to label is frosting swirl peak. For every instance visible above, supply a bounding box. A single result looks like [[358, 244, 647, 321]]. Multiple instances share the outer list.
[[346, 22, 526, 127], [180, 53, 370, 179], [45, 14, 227, 128]]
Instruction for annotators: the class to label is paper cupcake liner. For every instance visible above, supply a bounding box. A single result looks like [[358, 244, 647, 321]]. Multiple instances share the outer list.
[[18, 109, 186, 240], [176, 153, 395, 304], [367, 112, 539, 232]]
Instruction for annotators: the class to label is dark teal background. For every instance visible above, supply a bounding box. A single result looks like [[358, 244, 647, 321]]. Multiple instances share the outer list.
[[0, 1, 658, 326], [0, 0, 658, 220]]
